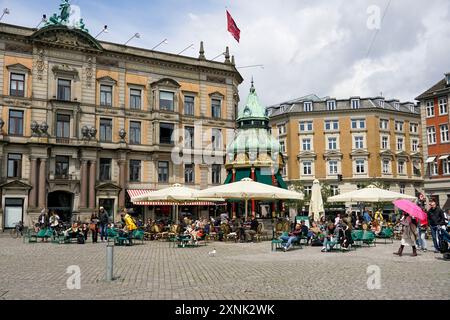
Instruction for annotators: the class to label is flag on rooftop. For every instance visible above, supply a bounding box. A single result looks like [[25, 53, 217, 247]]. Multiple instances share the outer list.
[[226, 10, 240, 43]]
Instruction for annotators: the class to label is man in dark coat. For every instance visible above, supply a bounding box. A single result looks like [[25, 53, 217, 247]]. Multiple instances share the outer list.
[[427, 198, 446, 253]]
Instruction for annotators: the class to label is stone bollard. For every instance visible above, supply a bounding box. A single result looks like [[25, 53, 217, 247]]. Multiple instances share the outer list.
[[106, 244, 114, 281]]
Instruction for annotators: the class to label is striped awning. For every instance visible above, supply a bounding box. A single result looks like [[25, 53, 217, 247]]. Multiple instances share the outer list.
[[127, 189, 222, 206]]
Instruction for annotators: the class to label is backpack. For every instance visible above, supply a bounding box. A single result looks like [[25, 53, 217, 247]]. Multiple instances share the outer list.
[[438, 229, 449, 253], [77, 233, 85, 244]]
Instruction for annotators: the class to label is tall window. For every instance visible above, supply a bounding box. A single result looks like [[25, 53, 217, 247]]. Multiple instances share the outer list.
[[302, 138, 311, 151], [440, 124, 449, 143], [55, 156, 69, 178], [329, 161, 338, 174], [56, 114, 70, 138], [280, 141, 286, 153], [398, 161, 405, 175], [328, 137, 337, 150], [184, 164, 194, 184], [413, 161, 421, 176], [395, 121, 404, 132], [299, 121, 313, 132], [99, 118, 112, 142], [351, 119, 365, 129], [130, 89, 142, 109], [184, 96, 194, 115], [430, 162, 438, 176], [331, 185, 340, 196], [303, 161, 312, 175], [411, 139, 419, 152], [160, 91, 174, 111], [426, 101, 434, 117], [351, 99, 360, 109], [129, 160, 141, 182], [160, 123, 174, 144], [354, 136, 364, 149], [10, 73, 25, 97], [99, 158, 112, 181], [381, 136, 389, 149], [100, 85, 112, 106], [409, 123, 418, 134], [278, 124, 286, 135], [397, 137, 404, 151], [129, 121, 141, 144], [427, 126, 436, 144], [212, 164, 221, 184], [303, 186, 312, 196], [379, 119, 389, 130], [382, 160, 390, 174], [211, 99, 221, 118], [326, 100, 336, 110], [303, 102, 313, 112], [8, 110, 24, 136], [158, 161, 169, 182], [439, 98, 448, 115], [443, 159, 450, 175], [212, 128, 222, 149], [399, 184, 405, 194], [7, 153, 21, 178], [57, 79, 71, 101], [184, 126, 194, 148], [325, 120, 339, 131], [356, 160, 365, 173]]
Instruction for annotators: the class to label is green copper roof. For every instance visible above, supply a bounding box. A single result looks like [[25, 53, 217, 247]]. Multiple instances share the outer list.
[[236, 81, 269, 122], [226, 128, 280, 155]]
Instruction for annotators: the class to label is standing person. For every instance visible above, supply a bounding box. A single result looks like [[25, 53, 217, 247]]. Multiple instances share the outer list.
[[90, 211, 100, 243], [38, 208, 49, 229], [427, 198, 446, 253], [416, 219, 428, 252], [394, 212, 418, 257], [49, 210, 60, 232], [99, 206, 109, 242]]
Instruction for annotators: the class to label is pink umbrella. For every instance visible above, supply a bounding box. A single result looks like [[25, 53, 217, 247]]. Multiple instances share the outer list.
[[393, 199, 428, 224]]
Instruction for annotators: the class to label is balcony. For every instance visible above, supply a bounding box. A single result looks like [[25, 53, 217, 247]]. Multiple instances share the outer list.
[[56, 138, 70, 144]]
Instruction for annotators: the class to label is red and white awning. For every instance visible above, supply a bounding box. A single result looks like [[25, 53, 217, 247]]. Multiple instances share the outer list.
[[127, 189, 221, 206]]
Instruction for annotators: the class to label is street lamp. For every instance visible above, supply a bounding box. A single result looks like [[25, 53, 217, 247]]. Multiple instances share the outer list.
[[124, 32, 140, 45], [95, 25, 108, 39], [35, 14, 47, 29], [0, 8, 10, 22], [151, 38, 168, 50], [177, 43, 194, 55]]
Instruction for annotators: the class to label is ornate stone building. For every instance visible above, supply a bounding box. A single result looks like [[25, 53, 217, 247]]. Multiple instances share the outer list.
[[0, 12, 242, 229]]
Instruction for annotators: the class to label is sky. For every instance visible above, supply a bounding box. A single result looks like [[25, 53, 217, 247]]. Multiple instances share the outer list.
[[1, 0, 449, 107]]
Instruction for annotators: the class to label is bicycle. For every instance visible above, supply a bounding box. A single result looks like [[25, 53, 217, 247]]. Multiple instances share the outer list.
[[10, 221, 24, 238]]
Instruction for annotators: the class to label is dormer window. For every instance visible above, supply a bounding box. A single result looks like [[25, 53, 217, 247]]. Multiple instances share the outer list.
[[351, 99, 360, 109], [303, 101, 313, 112], [326, 100, 336, 110], [393, 102, 400, 110], [446, 73, 450, 86], [409, 104, 415, 113], [379, 100, 385, 108]]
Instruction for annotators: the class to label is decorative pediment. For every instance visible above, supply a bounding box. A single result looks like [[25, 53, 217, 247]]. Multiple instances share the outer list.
[[6, 63, 31, 74], [31, 25, 103, 53], [97, 76, 117, 85], [151, 78, 181, 88], [51, 64, 79, 80], [323, 150, 343, 160], [209, 91, 225, 98], [350, 149, 370, 158], [379, 150, 395, 159], [410, 152, 423, 159], [396, 151, 410, 158], [0, 180, 32, 190], [95, 182, 121, 192], [297, 151, 317, 160]]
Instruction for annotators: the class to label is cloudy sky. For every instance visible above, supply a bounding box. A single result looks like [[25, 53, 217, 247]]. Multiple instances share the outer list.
[[1, 0, 449, 106]]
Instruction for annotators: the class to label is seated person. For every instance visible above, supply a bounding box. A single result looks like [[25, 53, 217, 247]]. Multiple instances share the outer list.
[[298, 220, 309, 243], [280, 223, 302, 251], [65, 223, 80, 239], [244, 216, 259, 242], [371, 220, 382, 236], [307, 221, 323, 245], [321, 223, 338, 252], [340, 222, 354, 250], [119, 211, 137, 244]]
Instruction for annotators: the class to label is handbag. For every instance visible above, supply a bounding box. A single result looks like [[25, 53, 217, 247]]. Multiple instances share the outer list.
[[89, 223, 97, 231]]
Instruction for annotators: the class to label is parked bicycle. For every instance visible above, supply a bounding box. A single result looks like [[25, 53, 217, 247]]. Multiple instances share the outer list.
[[10, 221, 24, 238]]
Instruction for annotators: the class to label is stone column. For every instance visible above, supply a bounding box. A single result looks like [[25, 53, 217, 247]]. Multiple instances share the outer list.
[[79, 160, 88, 209], [38, 158, 47, 209], [29, 158, 38, 208], [118, 160, 126, 209], [88, 160, 96, 209]]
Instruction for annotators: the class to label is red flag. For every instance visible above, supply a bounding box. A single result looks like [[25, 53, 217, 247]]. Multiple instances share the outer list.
[[226, 10, 240, 42]]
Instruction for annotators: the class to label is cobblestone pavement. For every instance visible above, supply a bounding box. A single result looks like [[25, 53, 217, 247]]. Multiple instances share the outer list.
[[0, 237, 448, 300]]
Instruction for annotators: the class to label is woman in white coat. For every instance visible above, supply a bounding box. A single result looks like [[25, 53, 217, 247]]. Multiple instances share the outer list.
[[393, 211, 418, 257]]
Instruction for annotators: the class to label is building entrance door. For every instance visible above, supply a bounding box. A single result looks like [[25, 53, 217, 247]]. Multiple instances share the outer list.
[[47, 191, 73, 223], [4, 198, 23, 228]]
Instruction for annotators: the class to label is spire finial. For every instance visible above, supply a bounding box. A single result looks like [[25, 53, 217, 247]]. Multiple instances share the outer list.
[[198, 41, 205, 60], [224, 46, 231, 64], [231, 55, 235, 66], [250, 77, 255, 93]]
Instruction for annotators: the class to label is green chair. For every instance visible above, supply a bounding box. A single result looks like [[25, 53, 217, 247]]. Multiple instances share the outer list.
[[362, 231, 376, 247], [24, 229, 38, 243], [375, 227, 394, 244], [132, 229, 145, 244], [36, 228, 52, 241], [351, 230, 364, 248]]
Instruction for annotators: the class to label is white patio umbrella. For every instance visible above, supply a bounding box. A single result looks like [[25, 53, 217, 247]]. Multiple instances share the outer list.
[[327, 184, 416, 202], [130, 183, 224, 221], [194, 178, 303, 219], [308, 179, 324, 222]]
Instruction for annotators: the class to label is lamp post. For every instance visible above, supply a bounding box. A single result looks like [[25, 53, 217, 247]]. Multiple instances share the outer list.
[[177, 43, 194, 55], [0, 8, 10, 22], [95, 25, 108, 39], [124, 33, 140, 46], [151, 38, 168, 50]]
